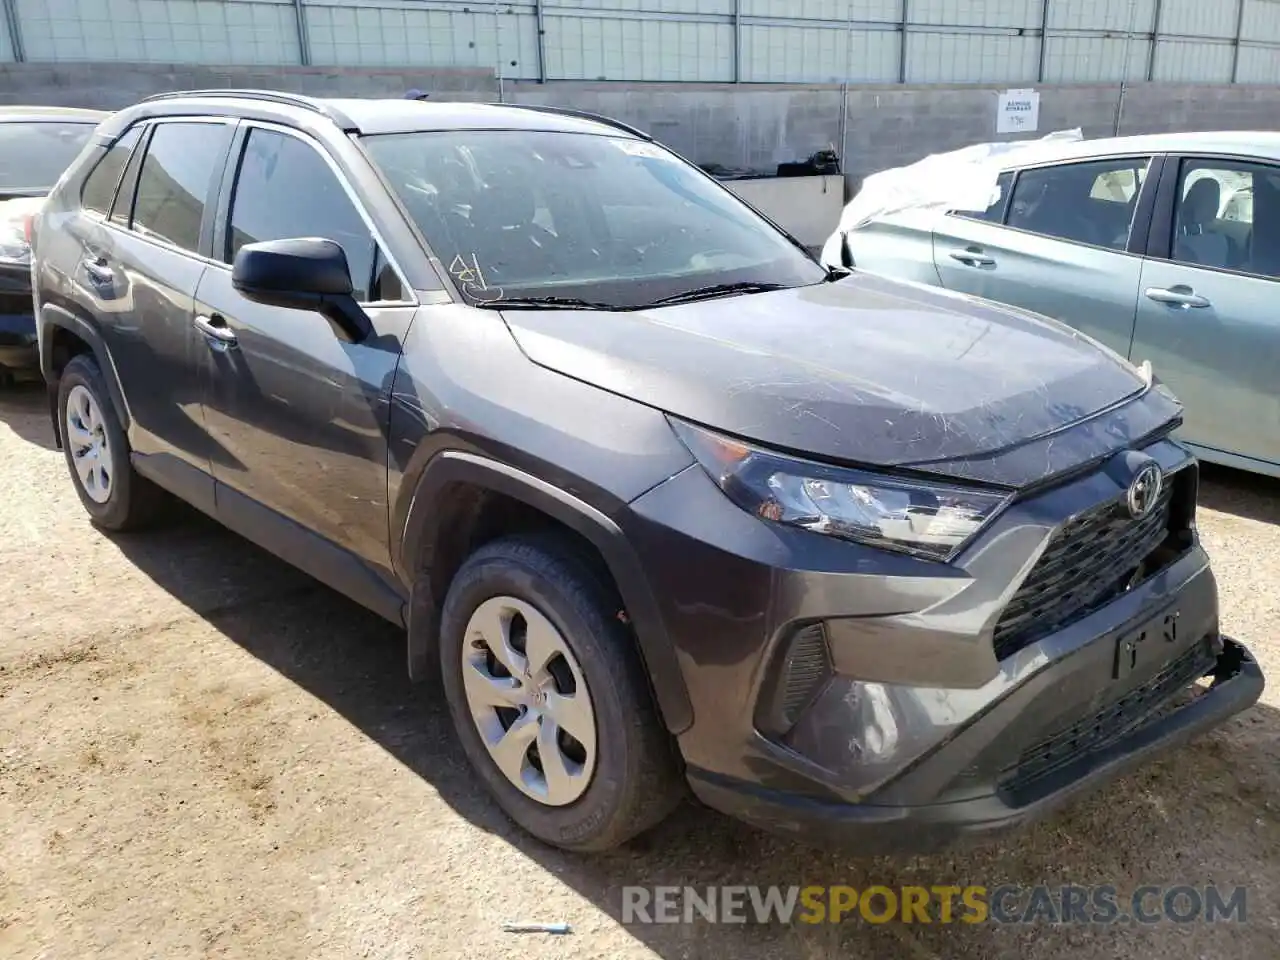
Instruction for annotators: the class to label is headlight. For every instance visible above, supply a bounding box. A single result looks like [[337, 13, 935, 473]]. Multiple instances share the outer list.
[[669, 418, 1011, 561]]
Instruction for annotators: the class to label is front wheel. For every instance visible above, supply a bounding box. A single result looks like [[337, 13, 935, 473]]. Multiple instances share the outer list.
[[439, 534, 684, 851]]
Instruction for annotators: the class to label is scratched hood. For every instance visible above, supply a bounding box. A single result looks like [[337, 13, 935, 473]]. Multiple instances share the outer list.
[[501, 271, 1151, 471]]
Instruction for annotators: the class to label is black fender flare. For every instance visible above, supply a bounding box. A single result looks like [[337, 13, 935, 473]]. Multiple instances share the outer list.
[[401, 450, 694, 735], [39, 303, 131, 447]]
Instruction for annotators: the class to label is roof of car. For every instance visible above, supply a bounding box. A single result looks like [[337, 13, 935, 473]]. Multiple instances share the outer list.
[[1000, 130, 1280, 168], [0, 105, 109, 123], [113, 89, 648, 140]]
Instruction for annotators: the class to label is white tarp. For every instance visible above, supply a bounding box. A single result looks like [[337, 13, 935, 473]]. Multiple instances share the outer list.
[[819, 128, 1085, 266]]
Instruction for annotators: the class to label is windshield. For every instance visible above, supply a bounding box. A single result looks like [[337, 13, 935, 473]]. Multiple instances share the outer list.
[[0, 121, 98, 193], [361, 129, 826, 307]]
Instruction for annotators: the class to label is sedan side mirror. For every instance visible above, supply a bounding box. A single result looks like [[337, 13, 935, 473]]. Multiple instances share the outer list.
[[231, 237, 372, 343]]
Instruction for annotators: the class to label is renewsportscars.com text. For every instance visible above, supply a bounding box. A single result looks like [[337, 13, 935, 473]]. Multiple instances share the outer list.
[[621, 884, 1247, 926]]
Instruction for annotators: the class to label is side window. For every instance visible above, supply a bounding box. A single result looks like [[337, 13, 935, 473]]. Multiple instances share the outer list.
[[227, 129, 379, 302], [80, 126, 142, 218], [1170, 160, 1269, 275], [1006, 157, 1151, 251], [953, 170, 1014, 223], [130, 122, 234, 254]]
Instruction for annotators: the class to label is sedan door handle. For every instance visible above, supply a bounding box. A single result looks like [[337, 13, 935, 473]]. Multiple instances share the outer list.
[[1144, 286, 1210, 309], [193, 314, 237, 346], [948, 248, 996, 267]]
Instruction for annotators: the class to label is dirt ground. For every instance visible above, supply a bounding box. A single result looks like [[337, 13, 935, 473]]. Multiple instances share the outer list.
[[1, 383, 1278, 960]]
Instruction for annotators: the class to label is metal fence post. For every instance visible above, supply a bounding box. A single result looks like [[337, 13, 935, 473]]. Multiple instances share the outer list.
[[534, 0, 547, 82], [292, 0, 311, 66], [1231, 0, 1246, 83], [732, 0, 741, 83], [1146, 0, 1162, 81], [2, 0, 24, 63], [1038, 0, 1050, 82], [898, 0, 909, 83]]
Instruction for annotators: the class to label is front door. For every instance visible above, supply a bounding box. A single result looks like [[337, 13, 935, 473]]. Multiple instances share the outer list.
[[1131, 156, 1280, 473], [196, 123, 417, 597], [932, 155, 1155, 360]]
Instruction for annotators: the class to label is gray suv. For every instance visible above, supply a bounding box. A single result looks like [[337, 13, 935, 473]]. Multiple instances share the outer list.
[[31, 90, 1263, 853]]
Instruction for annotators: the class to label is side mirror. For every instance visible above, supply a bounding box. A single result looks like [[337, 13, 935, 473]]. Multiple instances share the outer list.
[[231, 237, 372, 343]]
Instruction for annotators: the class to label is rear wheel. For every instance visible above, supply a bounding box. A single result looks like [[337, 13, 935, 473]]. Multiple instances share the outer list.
[[439, 534, 684, 851], [57, 354, 166, 531]]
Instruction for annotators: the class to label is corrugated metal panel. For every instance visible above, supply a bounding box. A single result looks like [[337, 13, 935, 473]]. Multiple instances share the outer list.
[[554, 0, 732, 13], [1158, 0, 1238, 40], [1152, 39, 1235, 81], [1048, 0, 1157, 33], [741, 25, 897, 81], [1241, 0, 1280, 45], [907, 31, 1037, 82], [911, 0, 1039, 29], [17, 0, 302, 64], [0, 9, 13, 62], [1042, 35, 1151, 82], [544, 14, 733, 79], [305, 2, 539, 77], [1234, 43, 1280, 82], [742, 0, 900, 22]]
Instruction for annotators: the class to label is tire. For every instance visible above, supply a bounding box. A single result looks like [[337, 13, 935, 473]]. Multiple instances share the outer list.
[[57, 353, 166, 531], [439, 533, 684, 851]]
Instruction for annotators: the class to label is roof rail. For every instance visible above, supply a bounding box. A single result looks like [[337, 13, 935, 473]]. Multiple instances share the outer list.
[[138, 89, 357, 130], [485, 102, 652, 141]]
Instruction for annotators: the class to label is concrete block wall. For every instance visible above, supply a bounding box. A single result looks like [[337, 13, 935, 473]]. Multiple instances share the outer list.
[[5, 61, 1280, 193]]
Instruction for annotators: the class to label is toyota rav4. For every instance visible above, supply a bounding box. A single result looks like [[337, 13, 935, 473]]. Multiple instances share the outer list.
[[31, 90, 1263, 853]]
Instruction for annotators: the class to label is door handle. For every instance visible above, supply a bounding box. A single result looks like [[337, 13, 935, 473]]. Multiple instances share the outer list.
[[81, 256, 113, 284], [948, 248, 996, 267], [1144, 286, 1210, 308], [193, 313, 237, 346]]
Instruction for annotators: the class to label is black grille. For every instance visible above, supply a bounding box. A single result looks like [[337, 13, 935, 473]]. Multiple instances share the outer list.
[[1002, 638, 1215, 800], [779, 624, 833, 724], [992, 473, 1180, 661]]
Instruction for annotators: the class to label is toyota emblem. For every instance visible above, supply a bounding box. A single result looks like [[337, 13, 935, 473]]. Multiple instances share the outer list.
[[1126, 463, 1163, 519]]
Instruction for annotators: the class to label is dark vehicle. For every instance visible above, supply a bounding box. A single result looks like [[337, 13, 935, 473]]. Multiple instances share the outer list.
[[32, 90, 1263, 853], [0, 106, 107, 381]]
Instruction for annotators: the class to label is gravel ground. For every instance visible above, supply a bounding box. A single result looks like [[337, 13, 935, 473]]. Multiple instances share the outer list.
[[1, 383, 1278, 960]]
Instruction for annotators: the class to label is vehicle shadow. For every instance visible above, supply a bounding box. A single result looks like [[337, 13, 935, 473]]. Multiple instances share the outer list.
[[1197, 463, 1280, 526], [101, 501, 1280, 960], [0, 381, 58, 450]]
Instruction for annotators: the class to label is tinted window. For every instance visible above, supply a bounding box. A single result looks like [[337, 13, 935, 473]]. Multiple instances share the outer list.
[[953, 170, 1013, 223], [81, 127, 142, 217], [227, 129, 377, 301], [0, 121, 98, 193], [1007, 158, 1151, 251], [1172, 160, 1280, 279], [362, 129, 826, 308], [130, 122, 232, 254]]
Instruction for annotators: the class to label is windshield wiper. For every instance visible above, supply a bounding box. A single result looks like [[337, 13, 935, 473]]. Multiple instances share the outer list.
[[471, 295, 634, 311], [647, 281, 790, 306]]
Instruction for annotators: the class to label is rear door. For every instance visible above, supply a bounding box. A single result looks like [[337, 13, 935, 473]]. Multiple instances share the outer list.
[[931, 155, 1158, 359], [1131, 155, 1280, 473], [70, 117, 236, 510]]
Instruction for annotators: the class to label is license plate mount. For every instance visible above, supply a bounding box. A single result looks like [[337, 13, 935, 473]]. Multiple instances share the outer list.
[[1113, 605, 1182, 681]]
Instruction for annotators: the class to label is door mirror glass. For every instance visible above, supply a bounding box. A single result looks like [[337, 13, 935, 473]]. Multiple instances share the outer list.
[[232, 237, 371, 342]]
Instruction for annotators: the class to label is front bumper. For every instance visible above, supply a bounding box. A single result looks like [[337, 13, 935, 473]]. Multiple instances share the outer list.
[[622, 435, 1264, 851], [688, 635, 1261, 853]]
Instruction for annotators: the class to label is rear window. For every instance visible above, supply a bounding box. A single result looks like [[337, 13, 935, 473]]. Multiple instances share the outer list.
[[0, 121, 99, 193]]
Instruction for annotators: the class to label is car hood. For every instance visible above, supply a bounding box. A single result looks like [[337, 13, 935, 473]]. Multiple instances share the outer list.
[[500, 271, 1151, 474]]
